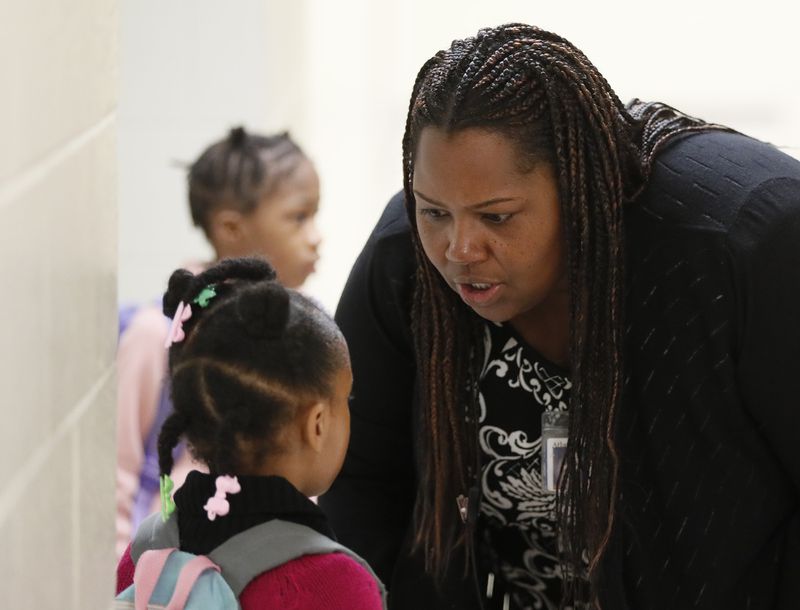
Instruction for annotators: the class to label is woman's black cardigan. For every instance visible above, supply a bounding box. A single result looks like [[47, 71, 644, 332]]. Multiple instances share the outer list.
[[320, 131, 800, 610]]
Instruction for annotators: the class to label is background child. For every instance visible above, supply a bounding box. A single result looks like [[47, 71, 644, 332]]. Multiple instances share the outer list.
[[116, 257, 384, 609], [116, 127, 322, 556]]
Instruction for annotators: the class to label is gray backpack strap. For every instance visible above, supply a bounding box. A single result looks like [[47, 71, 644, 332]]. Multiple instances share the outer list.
[[209, 519, 388, 608], [130, 512, 179, 562]]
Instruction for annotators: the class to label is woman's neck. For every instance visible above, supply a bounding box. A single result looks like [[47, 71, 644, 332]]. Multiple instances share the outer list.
[[508, 293, 570, 368]]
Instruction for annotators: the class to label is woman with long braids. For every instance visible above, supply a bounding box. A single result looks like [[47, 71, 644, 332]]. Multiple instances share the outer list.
[[320, 23, 800, 610]]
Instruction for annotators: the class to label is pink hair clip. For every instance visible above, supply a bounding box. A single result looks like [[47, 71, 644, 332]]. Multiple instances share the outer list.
[[164, 301, 192, 348], [203, 475, 241, 521]]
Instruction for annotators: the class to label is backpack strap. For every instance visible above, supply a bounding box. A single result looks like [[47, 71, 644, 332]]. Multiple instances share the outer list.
[[208, 519, 343, 595], [165, 555, 221, 610], [131, 512, 180, 563], [134, 548, 176, 610], [209, 519, 387, 607]]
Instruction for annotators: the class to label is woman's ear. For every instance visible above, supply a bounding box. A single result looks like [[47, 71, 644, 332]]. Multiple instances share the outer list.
[[302, 400, 330, 454]]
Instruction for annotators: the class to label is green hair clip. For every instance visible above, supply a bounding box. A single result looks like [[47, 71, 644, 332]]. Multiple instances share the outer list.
[[159, 474, 176, 522], [193, 284, 217, 308]]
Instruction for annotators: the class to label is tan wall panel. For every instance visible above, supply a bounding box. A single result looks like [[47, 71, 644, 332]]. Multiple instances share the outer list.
[[1, 0, 118, 606], [0, 0, 117, 182], [76, 371, 116, 607], [0, 125, 116, 490], [0, 432, 74, 607]]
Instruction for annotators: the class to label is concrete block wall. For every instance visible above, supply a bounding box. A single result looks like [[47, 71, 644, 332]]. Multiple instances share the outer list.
[[0, 0, 118, 607]]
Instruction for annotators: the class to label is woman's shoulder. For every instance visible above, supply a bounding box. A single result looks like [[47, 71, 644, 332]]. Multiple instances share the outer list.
[[633, 130, 800, 237], [240, 552, 383, 610], [336, 191, 416, 350], [372, 190, 411, 238], [360, 191, 415, 272]]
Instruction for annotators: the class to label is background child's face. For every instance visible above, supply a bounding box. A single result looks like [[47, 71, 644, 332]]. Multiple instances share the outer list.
[[240, 158, 322, 288]]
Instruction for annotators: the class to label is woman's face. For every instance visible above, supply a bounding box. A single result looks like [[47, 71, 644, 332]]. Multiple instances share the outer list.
[[413, 127, 568, 327]]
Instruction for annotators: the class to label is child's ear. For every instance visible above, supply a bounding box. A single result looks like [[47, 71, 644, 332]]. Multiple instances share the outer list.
[[209, 209, 247, 249], [302, 401, 330, 453]]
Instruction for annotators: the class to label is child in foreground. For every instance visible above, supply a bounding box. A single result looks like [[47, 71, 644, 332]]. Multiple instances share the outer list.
[[116, 127, 322, 556], [116, 257, 385, 609]]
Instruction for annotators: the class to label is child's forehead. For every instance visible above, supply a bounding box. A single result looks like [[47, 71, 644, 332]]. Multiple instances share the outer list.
[[265, 157, 318, 193], [258, 148, 311, 181]]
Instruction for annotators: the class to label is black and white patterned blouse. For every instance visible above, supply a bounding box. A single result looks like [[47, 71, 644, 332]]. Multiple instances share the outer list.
[[477, 321, 572, 610]]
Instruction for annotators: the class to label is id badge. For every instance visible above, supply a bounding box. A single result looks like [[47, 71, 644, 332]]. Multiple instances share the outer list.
[[541, 410, 568, 493]]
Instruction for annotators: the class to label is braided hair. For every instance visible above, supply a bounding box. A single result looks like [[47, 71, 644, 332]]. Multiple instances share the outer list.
[[402, 23, 731, 607], [188, 127, 307, 236], [157, 257, 346, 479]]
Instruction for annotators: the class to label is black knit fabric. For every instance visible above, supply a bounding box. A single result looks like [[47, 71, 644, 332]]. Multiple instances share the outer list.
[[601, 131, 800, 610], [175, 472, 334, 555], [321, 130, 800, 610]]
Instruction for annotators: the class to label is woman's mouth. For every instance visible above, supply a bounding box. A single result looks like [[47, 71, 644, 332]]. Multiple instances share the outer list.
[[456, 282, 502, 307]]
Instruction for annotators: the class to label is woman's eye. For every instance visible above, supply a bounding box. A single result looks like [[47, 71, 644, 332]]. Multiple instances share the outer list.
[[482, 213, 512, 224], [419, 208, 448, 220]]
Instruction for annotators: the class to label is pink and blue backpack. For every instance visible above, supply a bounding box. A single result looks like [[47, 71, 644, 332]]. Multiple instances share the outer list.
[[114, 512, 387, 610]]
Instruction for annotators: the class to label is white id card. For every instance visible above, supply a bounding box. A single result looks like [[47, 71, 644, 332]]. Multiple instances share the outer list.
[[541, 410, 568, 493]]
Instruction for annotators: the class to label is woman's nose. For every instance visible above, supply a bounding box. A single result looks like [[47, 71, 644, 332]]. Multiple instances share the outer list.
[[445, 221, 486, 265]]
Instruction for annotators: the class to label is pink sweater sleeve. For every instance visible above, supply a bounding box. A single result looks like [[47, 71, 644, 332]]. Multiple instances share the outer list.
[[115, 306, 168, 558], [240, 553, 384, 610]]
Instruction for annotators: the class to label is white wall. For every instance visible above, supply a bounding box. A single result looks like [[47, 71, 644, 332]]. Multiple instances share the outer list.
[[119, 0, 277, 304], [0, 0, 117, 606], [120, 0, 800, 313]]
